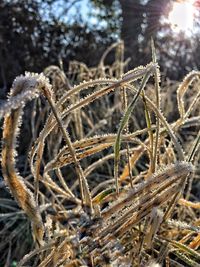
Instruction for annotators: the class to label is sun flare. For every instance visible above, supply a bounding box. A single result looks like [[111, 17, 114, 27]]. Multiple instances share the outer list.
[[168, 0, 195, 33]]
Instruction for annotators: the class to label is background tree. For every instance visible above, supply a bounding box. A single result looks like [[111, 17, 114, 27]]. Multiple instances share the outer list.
[[91, 0, 200, 79], [0, 0, 115, 96], [1, 0, 200, 95]]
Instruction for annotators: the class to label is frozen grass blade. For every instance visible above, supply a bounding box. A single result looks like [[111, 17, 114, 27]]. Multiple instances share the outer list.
[[142, 91, 154, 174], [41, 85, 93, 214], [151, 38, 161, 172], [114, 63, 156, 193], [1, 73, 48, 246], [187, 130, 200, 162]]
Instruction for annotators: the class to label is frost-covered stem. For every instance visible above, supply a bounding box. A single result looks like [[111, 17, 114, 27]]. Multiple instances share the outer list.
[[1, 73, 48, 246], [41, 85, 93, 215]]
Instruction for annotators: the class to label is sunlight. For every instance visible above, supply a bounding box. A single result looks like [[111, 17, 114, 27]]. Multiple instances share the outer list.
[[168, 0, 195, 34]]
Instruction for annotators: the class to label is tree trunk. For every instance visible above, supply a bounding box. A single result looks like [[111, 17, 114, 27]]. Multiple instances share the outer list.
[[119, 0, 144, 66]]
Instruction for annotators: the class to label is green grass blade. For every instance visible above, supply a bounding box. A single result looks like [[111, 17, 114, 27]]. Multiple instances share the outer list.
[[151, 38, 161, 172], [114, 67, 155, 194], [142, 91, 154, 173]]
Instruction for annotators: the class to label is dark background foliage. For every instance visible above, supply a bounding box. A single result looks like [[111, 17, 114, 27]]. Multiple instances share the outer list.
[[0, 0, 200, 96]]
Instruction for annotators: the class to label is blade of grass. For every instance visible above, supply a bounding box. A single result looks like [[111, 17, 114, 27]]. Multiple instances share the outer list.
[[41, 85, 93, 215], [114, 64, 156, 194], [142, 91, 154, 174], [151, 38, 161, 173]]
